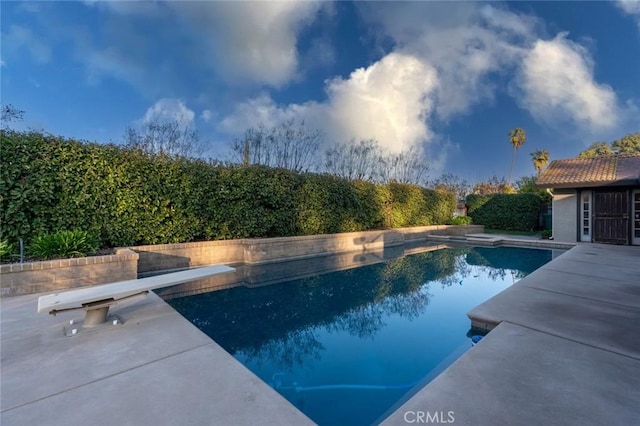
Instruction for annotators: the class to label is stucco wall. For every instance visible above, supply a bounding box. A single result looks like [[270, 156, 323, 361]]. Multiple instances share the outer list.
[[553, 189, 577, 243]]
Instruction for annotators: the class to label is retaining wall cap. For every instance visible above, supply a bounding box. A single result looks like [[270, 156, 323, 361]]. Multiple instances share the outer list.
[[1, 249, 139, 272]]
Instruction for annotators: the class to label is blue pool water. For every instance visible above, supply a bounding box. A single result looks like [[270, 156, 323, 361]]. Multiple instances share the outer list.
[[167, 246, 555, 425]]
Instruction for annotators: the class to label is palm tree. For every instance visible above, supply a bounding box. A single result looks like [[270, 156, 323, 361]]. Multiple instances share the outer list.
[[530, 149, 550, 175], [508, 127, 527, 183]]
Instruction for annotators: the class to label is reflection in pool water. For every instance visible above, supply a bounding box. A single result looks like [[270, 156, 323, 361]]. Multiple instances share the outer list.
[[167, 246, 554, 425]]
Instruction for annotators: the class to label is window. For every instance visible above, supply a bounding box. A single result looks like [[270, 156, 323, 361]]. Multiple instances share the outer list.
[[634, 191, 640, 242], [581, 191, 591, 241]]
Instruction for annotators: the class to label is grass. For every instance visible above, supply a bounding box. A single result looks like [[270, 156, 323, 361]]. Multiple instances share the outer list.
[[484, 229, 542, 236]]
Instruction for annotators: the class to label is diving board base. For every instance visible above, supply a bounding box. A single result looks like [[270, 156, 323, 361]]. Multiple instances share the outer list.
[[64, 314, 123, 337], [53, 291, 150, 336]]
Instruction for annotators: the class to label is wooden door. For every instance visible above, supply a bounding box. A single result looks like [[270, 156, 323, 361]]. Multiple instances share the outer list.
[[593, 190, 629, 245]]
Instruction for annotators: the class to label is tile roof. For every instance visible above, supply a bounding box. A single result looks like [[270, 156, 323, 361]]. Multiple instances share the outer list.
[[536, 154, 640, 188]]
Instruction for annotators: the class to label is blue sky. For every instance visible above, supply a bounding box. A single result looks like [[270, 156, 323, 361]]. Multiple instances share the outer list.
[[2, 1, 639, 182]]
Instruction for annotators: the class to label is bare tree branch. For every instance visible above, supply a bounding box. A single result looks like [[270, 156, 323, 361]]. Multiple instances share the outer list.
[[1, 104, 25, 128], [430, 173, 471, 201], [324, 139, 383, 181], [231, 119, 322, 172], [124, 118, 204, 158]]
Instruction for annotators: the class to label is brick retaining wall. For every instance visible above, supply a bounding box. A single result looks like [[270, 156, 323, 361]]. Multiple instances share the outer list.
[[1, 226, 482, 296], [0, 249, 138, 296]]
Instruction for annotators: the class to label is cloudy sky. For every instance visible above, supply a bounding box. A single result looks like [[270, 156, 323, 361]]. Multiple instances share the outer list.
[[2, 1, 639, 181]]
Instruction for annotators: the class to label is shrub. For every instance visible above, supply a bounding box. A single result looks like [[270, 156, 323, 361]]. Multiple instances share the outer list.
[[0, 239, 15, 260], [386, 184, 456, 228], [296, 174, 384, 235], [28, 230, 99, 260], [423, 188, 457, 225], [448, 216, 472, 226], [515, 175, 552, 204], [0, 131, 64, 244], [205, 165, 301, 239], [467, 193, 542, 231]]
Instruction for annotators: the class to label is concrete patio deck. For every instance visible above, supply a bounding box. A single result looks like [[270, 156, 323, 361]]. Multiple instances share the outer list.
[[0, 291, 313, 426], [1, 242, 638, 425]]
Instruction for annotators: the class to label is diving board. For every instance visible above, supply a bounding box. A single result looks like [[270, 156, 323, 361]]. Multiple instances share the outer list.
[[38, 264, 235, 335]]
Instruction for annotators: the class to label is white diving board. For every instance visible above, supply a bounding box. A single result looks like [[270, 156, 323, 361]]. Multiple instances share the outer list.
[[38, 264, 235, 335]]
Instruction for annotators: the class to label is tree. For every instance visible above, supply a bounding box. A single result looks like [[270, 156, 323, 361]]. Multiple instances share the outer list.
[[324, 140, 429, 185], [507, 127, 527, 183], [473, 176, 515, 195], [379, 146, 430, 186], [530, 149, 550, 175], [231, 119, 322, 172], [577, 133, 640, 158], [430, 173, 471, 201], [611, 132, 640, 154], [324, 139, 383, 181], [515, 175, 552, 203], [125, 118, 203, 158], [577, 142, 614, 158], [1, 104, 25, 128]]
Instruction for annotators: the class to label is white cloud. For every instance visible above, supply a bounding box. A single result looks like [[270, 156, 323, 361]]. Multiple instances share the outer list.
[[409, 26, 520, 119], [358, 4, 536, 120], [356, 1, 478, 46], [303, 36, 336, 69], [74, 1, 632, 163], [71, 1, 325, 92], [85, 0, 160, 16], [220, 52, 438, 154], [17, 1, 42, 14], [168, 1, 324, 87], [219, 94, 315, 134], [201, 110, 213, 123], [323, 52, 438, 152], [426, 137, 458, 179], [515, 33, 619, 132], [83, 46, 146, 87], [142, 98, 195, 127], [479, 5, 541, 40], [216, 4, 539, 156], [2, 24, 52, 64], [359, 2, 630, 136], [617, 0, 640, 30]]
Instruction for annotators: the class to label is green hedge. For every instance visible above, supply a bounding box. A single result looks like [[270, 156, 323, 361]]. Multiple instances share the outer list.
[[386, 183, 456, 227], [295, 174, 386, 235], [467, 193, 542, 231], [1, 130, 456, 247]]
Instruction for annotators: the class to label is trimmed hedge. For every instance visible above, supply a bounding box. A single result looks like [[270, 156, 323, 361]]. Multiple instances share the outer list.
[[1, 130, 456, 247], [386, 183, 455, 227], [467, 193, 542, 231]]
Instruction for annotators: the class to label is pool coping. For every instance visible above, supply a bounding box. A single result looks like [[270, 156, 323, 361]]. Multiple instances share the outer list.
[[3, 238, 638, 425], [425, 233, 576, 250]]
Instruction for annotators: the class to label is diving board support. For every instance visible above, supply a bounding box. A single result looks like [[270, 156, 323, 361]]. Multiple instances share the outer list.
[[82, 302, 111, 326], [38, 264, 235, 336]]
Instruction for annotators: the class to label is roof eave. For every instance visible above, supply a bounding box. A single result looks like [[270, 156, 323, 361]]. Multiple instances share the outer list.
[[535, 178, 640, 189]]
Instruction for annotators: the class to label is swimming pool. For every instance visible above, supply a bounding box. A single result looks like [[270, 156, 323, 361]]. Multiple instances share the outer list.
[[166, 245, 555, 425]]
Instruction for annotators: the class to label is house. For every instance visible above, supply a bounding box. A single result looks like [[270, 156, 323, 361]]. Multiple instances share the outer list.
[[536, 154, 640, 245]]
